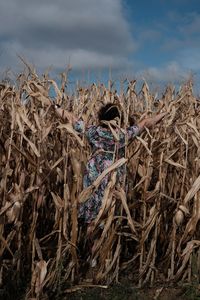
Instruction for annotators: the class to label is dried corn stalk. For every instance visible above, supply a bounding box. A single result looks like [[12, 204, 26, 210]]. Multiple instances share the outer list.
[[1, 71, 200, 299]]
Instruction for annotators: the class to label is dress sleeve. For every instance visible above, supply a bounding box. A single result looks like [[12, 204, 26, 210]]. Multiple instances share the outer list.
[[117, 125, 141, 148], [73, 120, 97, 143], [127, 125, 141, 140], [73, 120, 85, 133], [85, 125, 98, 143]]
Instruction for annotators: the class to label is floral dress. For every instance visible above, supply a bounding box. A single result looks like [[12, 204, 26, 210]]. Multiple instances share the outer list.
[[74, 120, 140, 224]]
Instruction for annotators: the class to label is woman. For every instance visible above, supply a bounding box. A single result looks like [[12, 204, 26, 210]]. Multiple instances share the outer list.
[[54, 102, 166, 234]]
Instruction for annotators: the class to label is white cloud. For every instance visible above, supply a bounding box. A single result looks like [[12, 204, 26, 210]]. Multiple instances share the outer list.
[[137, 61, 190, 83], [178, 48, 200, 71], [0, 0, 200, 87], [178, 12, 200, 36], [0, 0, 135, 72]]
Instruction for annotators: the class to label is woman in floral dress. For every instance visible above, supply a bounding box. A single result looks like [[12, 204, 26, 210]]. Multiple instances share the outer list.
[[74, 105, 140, 226], [54, 103, 166, 233]]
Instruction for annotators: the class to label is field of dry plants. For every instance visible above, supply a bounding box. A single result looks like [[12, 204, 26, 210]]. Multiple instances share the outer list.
[[0, 67, 200, 299]]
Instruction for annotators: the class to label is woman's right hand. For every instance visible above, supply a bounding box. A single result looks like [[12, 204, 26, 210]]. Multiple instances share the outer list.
[[146, 112, 167, 127], [53, 105, 77, 124], [138, 112, 167, 131]]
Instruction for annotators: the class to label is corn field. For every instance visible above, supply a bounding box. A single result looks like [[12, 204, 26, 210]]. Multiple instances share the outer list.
[[1, 68, 200, 299]]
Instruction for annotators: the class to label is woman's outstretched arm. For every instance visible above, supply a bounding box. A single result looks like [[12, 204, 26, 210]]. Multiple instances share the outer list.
[[53, 105, 77, 124], [137, 112, 166, 132]]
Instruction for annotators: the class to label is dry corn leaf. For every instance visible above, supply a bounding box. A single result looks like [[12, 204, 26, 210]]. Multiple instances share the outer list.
[[183, 174, 200, 205], [115, 187, 137, 235], [41, 124, 52, 141], [18, 107, 37, 133], [6, 201, 21, 224], [136, 136, 152, 155], [164, 158, 186, 169], [174, 240, 200, 280], [93, 174, 116, 228], [78, 158, 127, 203], [58, 123, 84, 147], [51, 192, 64, 210], [35, 260, 48, 295]]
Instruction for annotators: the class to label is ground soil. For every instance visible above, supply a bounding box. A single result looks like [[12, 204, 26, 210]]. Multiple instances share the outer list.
[[1, 283, 200, 299], [55, 283, 200, 300]]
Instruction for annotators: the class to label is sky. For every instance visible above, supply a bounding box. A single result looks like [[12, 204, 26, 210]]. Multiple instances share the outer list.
[[0, 0, 200, 91]]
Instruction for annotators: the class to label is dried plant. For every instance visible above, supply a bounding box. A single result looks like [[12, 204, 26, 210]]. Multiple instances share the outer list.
[[0, 70, 200, 299]]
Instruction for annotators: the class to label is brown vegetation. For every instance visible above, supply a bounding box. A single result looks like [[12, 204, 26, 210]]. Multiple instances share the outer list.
[[0, 68, 200, 299]]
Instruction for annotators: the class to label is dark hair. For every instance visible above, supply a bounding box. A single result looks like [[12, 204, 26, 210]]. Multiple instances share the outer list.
[[98, 103, 122, 123]]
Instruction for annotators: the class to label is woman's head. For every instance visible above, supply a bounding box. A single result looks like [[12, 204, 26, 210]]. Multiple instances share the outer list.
[[98, 103, 123, 124]]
